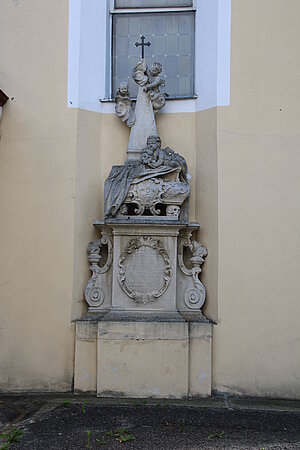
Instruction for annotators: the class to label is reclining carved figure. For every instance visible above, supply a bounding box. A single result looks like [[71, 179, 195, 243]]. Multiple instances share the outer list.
[[104, 135, 190, 220]]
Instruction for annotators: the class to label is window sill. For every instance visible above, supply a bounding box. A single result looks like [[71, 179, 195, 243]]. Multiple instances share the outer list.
[[99, 95, 198, 103]]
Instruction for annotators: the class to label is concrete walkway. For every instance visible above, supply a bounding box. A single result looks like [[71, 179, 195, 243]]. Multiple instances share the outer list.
[[0, 394, 299, 449]]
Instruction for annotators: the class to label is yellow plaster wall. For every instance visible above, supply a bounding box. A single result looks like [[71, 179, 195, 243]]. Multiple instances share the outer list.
[[71, 109, 102, 321], [213, 0, 300, 398], [0, 0, 76, 391], [195, 108, 218, 320]]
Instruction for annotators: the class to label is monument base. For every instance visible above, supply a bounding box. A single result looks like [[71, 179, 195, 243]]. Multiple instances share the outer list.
[[74, 319, 212, 398]]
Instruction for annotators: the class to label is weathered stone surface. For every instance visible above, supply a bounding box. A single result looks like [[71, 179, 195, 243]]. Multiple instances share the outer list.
[[83, 222, 207, 322], [118, 236, 171, 304], [128, 87, 157, 158], [84, 227, 113, 314], [110, 224, 179, 318], [115, 81, 135, 127], [177, 227, 208, 321], [116, 59, 165, 158], [74, 321, 98, 393], [189, 322, 212, 396], [95, 320, 212, 398], [105, 135, 190, 220], [97, 321, 189, 398]]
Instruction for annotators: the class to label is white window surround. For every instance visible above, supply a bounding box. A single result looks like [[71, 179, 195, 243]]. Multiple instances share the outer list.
[[114, 0, 194, 9], [68, 0, 231, 114]]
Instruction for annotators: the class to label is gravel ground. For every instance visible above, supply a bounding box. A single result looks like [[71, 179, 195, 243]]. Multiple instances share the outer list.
[[0, 395, 299, 449]]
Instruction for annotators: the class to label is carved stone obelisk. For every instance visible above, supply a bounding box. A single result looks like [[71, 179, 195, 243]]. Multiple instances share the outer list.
[[127, 84, 157, 159]]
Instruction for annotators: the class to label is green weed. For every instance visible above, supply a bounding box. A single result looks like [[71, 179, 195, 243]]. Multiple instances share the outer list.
[[81, 400, 87, 414], [130, 399, 147, 407], [106, 428, 135, 443], [86, 429, 92, 449], [207, 431, 225, 440], [177, 420, 191, 432], [0, 427, 24, 449], [96, 436, 108, 445]]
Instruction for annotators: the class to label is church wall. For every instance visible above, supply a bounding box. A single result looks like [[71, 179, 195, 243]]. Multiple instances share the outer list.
[[71, 109, 102, 321], [195, 108, 218, 321], [1, 0, 300, 399], [212, 0, 300, 398], [0, 0, 77, 391]]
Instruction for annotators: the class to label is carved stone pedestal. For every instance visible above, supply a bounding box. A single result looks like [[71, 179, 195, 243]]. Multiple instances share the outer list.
[[108, 223, 182, 321], [84, 220, 208, 323], [74, 319, 212, 398], [75, 220, 211, 397]]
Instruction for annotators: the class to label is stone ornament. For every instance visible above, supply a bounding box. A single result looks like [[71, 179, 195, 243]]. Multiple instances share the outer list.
[[166, 205, 180, 218], [115, 60, 165, 131], [115, 81, 136, 127], [177, 231, 207, 312], [0, 89, 9, 124], [104, 135, 190, 220], [132, 60, 166, 111], [118, 236, 172, 304], [85, 229, 113, 311], [122, 175, 189, 217]]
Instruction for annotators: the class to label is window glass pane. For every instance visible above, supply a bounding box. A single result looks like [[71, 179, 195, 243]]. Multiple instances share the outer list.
[[115, 0, 193, 9], [112, 12, 195, 98]]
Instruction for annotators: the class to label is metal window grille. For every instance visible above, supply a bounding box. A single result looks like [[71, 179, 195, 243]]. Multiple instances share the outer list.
[[112, 11, 195, 98]]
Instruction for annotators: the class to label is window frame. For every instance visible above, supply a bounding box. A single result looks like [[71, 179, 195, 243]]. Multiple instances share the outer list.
[[110, 0, 197, 13], [108, 0, 197, 100]]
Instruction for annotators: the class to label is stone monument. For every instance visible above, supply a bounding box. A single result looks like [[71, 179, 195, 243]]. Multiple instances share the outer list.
[[75, 40, 212, 398]]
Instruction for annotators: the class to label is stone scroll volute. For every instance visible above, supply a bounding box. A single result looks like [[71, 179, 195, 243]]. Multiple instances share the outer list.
[[85, 227, 113, 313], [177, 229, 208, 321]]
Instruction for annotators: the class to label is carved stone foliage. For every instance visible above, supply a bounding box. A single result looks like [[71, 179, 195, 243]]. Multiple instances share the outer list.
[[85, 229, 113, 310], [178, 232, 207, 311], [118, 236, 172, 304]]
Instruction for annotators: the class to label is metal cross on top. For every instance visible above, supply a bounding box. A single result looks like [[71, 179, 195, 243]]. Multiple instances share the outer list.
[[135, 35, 151, 59]]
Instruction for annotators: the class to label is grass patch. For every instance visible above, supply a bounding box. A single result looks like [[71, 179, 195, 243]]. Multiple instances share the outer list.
[[106, 428, 135, 443], [0, 427, 24, 449], [207, 431, 225, 440]]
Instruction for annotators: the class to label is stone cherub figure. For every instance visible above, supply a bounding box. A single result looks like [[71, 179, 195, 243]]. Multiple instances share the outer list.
[[189, 240, 208, 264], [104, 135, 190, 219], [132, 60, 166, 111], [115, 81, 136, 127], [143, 62, 166, 110], [142, 135, 190, 182]]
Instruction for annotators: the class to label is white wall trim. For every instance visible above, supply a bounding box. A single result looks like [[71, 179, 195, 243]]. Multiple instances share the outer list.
[[67, 0, 81, 109], [217, 0, 231, 106]]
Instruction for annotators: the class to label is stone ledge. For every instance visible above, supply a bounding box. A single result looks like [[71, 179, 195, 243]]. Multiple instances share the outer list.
[[190, 322, 212, 339], [98, 321, 188, 340]]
